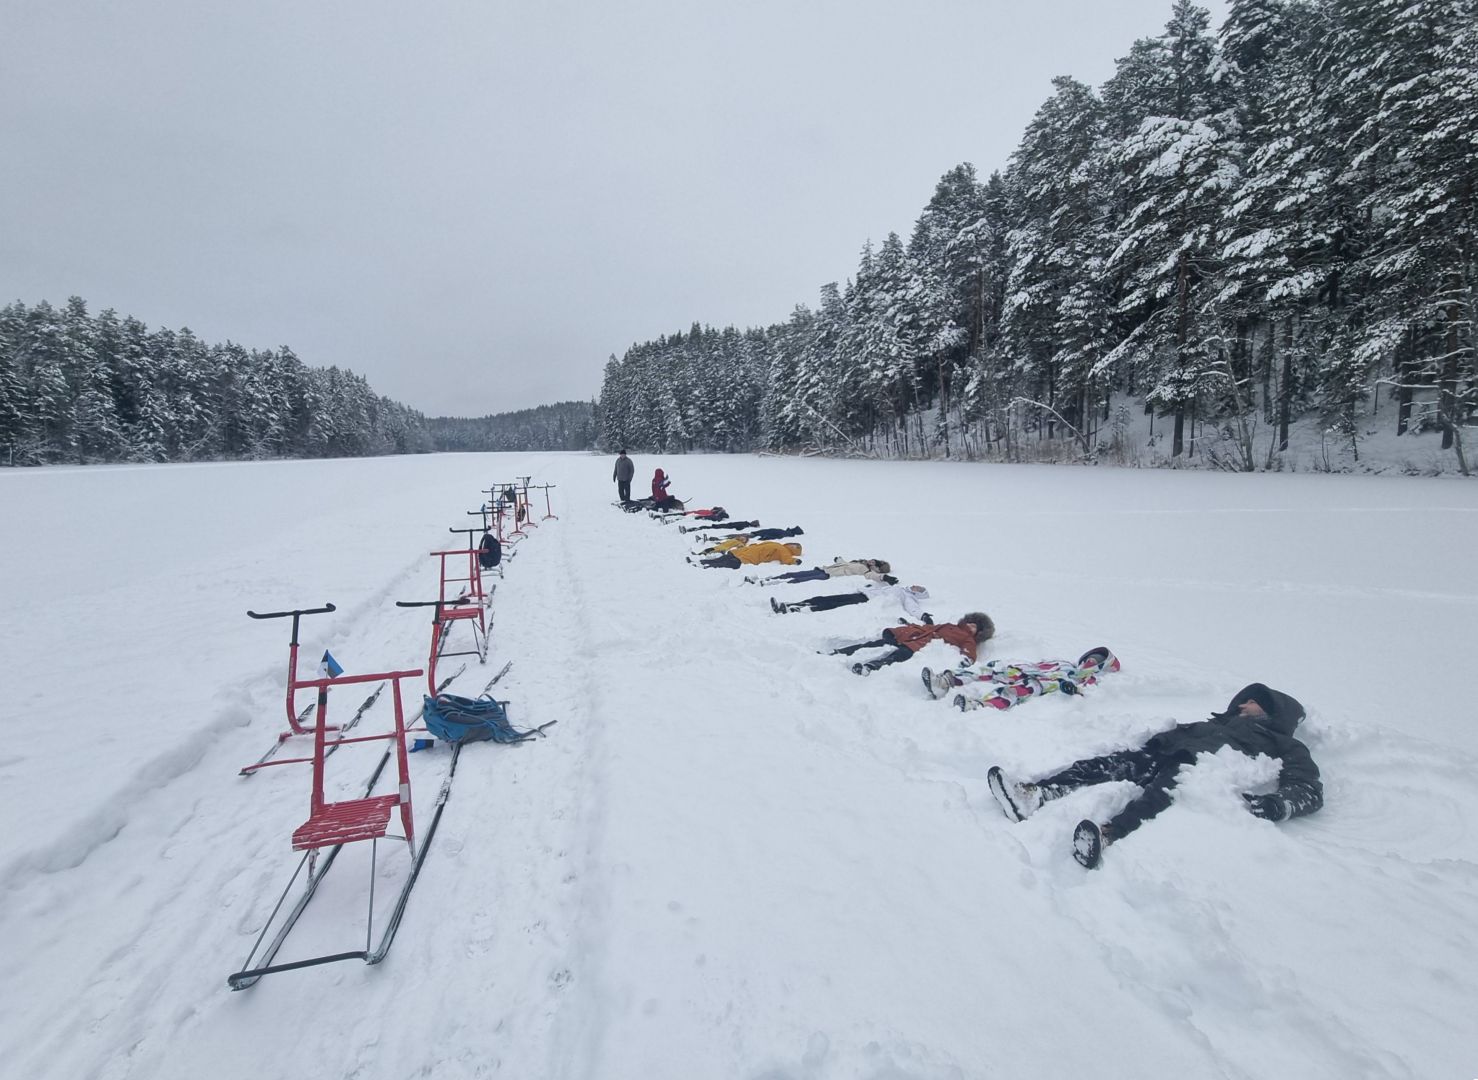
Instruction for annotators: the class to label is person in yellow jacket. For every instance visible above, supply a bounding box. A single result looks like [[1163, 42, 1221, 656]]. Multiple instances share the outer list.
[[690, 526, 805, 556], [692, 541, 802, 570], [700, 534, 750, 556]]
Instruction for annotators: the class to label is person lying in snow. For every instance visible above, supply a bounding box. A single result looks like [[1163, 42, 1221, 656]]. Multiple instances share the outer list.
[[679, 519, 761, 534], [771, 582, 929, 618], [748, 557, 893, 586], [987, 682, 1322, 870], [659, 505, 728, 522], [922, 646, 1120, 709], [692, 541, 804, 569], [693, 527, 804, 555], [830, 612, 994, 675]]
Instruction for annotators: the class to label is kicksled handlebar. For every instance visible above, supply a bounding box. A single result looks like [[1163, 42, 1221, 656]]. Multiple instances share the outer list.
[[247, 603, 336, 620]]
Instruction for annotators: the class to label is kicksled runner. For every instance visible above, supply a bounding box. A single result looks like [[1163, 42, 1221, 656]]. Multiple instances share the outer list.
[[227, 607, 547, 990]]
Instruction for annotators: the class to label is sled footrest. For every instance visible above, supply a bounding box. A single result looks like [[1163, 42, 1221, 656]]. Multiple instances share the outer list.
[[293, 794, 399, 850]]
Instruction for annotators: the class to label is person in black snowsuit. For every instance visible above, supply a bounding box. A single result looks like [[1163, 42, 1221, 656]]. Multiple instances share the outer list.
[[613, 449, 635, 503], [988, 682, 1322, 869], [691, 526, 804, 554], [679, 519, 761, 534]]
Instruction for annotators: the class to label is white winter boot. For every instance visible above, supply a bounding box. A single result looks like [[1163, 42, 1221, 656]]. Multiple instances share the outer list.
[[987, 766, 1061, 822]]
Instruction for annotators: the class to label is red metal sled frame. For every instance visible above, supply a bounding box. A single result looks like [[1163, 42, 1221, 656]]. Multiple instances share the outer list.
[[244, 605, 344, 757], [507, 482, 532, 539], [290, 669, 422, 855], [396, 550, 490, 698]]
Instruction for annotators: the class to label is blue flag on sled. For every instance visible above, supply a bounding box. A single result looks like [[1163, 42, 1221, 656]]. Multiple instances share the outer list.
[[319, 650, 344, 679]]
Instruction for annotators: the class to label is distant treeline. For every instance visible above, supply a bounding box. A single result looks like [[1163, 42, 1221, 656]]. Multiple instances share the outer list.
[[599, 0, 1476, 472], [428, 400, 596, 452], [0, 297, 433, 465]]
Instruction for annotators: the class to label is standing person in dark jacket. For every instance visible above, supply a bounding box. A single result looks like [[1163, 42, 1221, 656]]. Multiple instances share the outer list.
[[988, 683, 1322, 869], [613, 449, 635, 502]]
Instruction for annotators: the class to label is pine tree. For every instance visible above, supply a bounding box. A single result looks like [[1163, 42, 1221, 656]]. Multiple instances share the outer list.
[[1105, 1, 1239, 458], [1217, 1, 1332, 451], [1001, 76, 1113, 443], [0, 302, 32, 463], [1345, 0, 1478, 462], [22, 301, 73, 462]]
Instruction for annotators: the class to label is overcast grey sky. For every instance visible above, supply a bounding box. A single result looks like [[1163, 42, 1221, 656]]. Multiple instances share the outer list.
[[1, 0, 1227, 417]]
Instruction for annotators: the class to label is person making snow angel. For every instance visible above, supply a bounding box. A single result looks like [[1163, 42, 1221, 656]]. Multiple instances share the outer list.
[[772, 581, 929, 617], [693, 527, 804, 556], [693, 541, 804, 570], [987, 682, 1322, 870], [832, 612, 994, 675], [751, 557, 893, 586], [923, 646, 1121, 710]]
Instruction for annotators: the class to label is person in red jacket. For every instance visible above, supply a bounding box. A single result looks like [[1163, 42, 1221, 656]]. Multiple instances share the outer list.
[[831, 612, 994, 675], [651, 468, 679, 511]]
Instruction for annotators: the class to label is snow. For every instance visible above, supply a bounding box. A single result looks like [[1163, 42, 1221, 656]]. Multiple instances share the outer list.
[[1, 452, 1476, 1079]]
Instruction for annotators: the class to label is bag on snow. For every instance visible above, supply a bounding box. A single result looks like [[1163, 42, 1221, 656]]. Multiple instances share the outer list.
[[478, 533, 502, 569], [422, 693, 529, 744]]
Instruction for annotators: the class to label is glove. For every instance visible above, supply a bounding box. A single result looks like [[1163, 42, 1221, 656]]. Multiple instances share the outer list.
[[921, 612, 934, 625], [1242, 793, 1289, 822]]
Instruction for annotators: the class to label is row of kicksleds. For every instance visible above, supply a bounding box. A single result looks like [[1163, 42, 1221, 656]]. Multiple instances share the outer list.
[[225, 480, 557, 991]]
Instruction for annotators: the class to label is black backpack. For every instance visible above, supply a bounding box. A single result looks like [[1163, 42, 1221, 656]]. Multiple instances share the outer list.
[[478, 533, 502, 569]]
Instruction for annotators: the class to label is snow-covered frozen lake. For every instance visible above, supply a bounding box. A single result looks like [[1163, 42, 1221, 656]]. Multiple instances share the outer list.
[[1, 452, 1475, 1079]]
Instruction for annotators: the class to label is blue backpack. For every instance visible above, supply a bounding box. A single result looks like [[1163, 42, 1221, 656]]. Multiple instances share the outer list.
[[423, 693, 530, 744]]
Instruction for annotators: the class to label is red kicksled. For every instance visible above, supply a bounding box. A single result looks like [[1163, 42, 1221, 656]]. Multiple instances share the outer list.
[[288, 667, 421, 853], [394, 545, 492, 698], [227, 653, 429, 990], [239, 605, 387, 776]]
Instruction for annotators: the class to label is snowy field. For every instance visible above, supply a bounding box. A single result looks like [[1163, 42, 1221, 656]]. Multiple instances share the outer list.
[[1, 451, 1475, 1080]]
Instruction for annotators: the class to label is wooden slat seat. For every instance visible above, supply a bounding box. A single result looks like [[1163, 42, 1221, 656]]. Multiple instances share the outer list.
[[292, 793, 399, 850], [440, 604, 483, 621]]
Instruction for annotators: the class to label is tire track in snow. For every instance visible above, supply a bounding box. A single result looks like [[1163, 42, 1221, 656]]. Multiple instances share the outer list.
[[0, 535, 465, 1079], [0, 543, 434, 895], [504, 493, 620, 1080]]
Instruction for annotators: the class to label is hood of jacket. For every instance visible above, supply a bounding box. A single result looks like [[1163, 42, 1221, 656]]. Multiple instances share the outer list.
[[1213, 682, 1306, 737]]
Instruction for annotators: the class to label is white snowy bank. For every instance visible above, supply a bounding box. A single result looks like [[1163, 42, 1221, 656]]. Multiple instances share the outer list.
[[0, 452, 1474, 1079]]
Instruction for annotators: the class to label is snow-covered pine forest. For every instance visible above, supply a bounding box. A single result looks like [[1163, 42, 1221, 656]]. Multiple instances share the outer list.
[[597, 0, 1478, 474], [429, 401, 598, 454], [0, 297, 436, 465], [0, 297, 605, 466]]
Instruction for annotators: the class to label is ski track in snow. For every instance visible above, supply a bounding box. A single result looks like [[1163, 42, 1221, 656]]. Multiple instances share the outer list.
[[1, 453, 1476, 1080], [0, 544, 435, 889]]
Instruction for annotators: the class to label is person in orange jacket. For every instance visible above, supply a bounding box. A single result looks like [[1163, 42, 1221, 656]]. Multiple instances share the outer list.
[[831, 612, 994, 675], [693, 541, 803, 569]]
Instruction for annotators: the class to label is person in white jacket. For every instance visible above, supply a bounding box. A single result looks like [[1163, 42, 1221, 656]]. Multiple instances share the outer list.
[[747, 557, 892, 586], [771, 582, 930, 617]]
